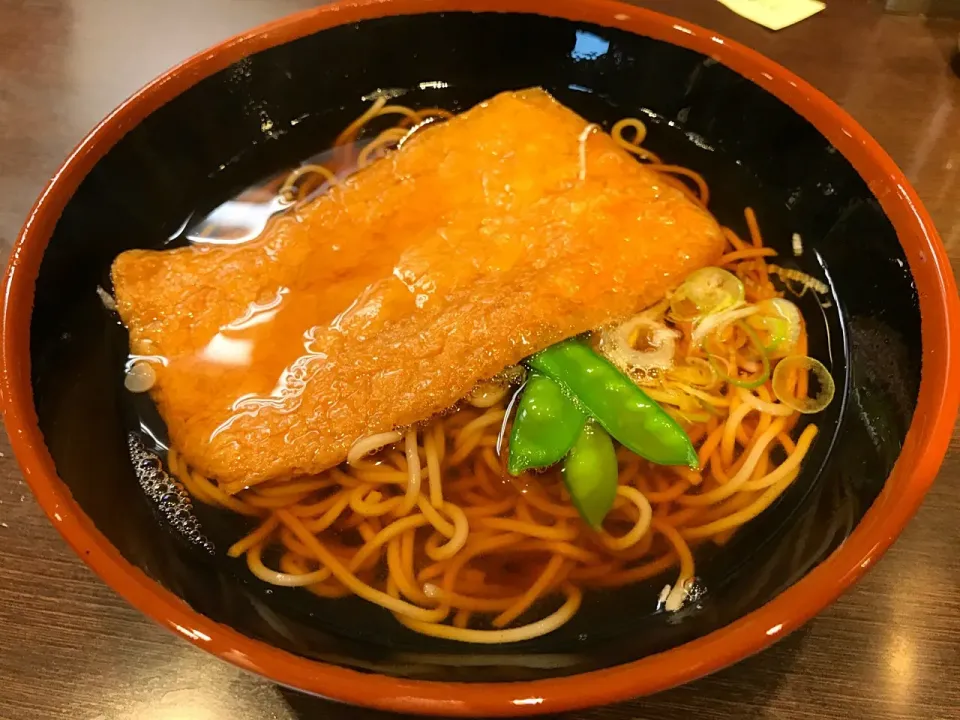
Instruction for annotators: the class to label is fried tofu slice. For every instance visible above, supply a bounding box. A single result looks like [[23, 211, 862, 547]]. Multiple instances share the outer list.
[[112, 88, 724, 490]]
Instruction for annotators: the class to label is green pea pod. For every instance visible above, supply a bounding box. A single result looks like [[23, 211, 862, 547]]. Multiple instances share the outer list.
[[562, 420, 619, 529], [528, 339, 698, 468], [507, 373, 586, 476]]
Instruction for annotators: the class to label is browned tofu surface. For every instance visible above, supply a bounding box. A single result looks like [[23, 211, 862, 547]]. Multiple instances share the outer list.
[[112, 88, 724, 490]]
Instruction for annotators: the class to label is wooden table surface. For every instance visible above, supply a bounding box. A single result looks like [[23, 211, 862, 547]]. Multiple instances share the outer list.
[[1, 1, 958, 718]]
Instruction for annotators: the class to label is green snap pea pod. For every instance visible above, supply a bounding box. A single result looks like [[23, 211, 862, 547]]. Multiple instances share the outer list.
[[507, 373, 586, 476], [528, 339, 698, 468], [562, 419, 619, 529]]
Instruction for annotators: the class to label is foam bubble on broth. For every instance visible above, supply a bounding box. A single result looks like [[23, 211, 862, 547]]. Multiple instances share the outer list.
[[128, 433, 214, 552]]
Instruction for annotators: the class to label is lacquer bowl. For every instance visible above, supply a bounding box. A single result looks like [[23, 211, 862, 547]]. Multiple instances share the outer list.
[[3, 0, 958, 715]]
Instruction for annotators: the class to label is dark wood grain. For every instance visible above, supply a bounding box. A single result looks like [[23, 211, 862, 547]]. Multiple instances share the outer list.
[[0, 1, 958, 718]]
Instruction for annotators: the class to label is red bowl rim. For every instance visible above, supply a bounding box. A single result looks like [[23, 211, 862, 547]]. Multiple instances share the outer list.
[[3, 0, 958, 715]]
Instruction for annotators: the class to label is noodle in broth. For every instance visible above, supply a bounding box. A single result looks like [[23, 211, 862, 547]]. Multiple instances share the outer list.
[[160, 99, 824, 643]]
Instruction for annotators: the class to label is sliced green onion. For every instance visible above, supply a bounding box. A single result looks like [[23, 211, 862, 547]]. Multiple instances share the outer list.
[[671, 267, 745, 321], [747, 298, 802, 357], [692, 305, 757, 346], [667, 357, 718, 389], [772, 355, 835, 414], [706, 321, 770, 390], [599, 314, 679, 379]]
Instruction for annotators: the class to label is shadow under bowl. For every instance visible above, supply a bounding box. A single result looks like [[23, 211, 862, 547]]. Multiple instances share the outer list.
[[2, 0, 958, 716]]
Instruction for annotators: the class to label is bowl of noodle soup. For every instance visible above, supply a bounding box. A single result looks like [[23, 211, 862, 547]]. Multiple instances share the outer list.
[[3, 0, 958, 715]]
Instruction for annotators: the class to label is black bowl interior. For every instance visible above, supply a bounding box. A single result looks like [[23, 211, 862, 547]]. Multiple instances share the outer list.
[[30, 12, 920, 682]]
